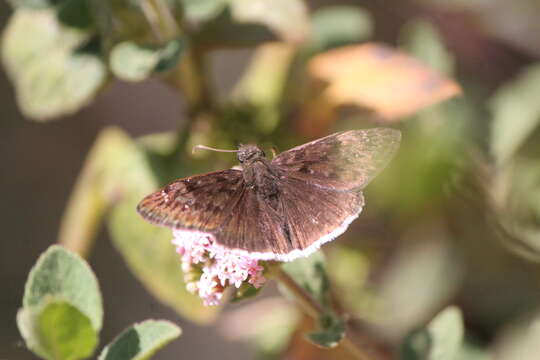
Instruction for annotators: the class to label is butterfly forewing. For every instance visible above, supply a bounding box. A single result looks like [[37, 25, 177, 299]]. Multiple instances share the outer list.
[[137, 169, 244, 231], [272, 128, 400, 191]]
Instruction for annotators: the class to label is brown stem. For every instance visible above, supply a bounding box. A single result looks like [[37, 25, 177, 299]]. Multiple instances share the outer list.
[[273, 266, 374, 360], [141, 0, 180, 42]]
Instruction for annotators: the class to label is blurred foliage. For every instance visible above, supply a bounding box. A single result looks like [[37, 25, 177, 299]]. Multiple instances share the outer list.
[[281, 252, 346, 348], [4, 0, 540, 359], [58, 127, 218, 324], [1, 9, 106, 120], [98, 320, 182, 360], [400, 306, 464, 360], [17, 246, 181, 360]]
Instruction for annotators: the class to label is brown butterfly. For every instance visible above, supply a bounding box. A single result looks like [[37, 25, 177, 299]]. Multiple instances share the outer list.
[[137, 128, 401, 261]]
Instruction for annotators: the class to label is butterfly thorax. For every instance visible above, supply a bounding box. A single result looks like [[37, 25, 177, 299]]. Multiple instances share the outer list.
[[238, 144, 281, 210]]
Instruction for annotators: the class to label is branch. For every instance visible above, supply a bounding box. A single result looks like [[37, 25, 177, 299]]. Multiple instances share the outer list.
[[273, 266, 376, 360]]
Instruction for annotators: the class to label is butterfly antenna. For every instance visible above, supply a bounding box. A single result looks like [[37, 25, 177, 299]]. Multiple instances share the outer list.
[[192, 145, 239, 155]]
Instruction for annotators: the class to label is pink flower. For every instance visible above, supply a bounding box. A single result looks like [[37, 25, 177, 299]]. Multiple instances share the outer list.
[[172, 230, 266, 306]]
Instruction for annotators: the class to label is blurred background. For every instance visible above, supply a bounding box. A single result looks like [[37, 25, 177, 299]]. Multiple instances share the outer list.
[[3, 0, 540, 359]]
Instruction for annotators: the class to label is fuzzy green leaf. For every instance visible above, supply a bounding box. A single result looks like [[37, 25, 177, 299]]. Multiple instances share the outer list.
[[17, 307, 50, 359], [400, 328, 431, 360], [401, 19, 455, 75], [306, 312, 345, 348], [23, 245, 103, 332], [180, 0, 226, 22], [1, 9, 106, 120], [39, 301, 98, 360], [400, 306, 464, 360], [98, 320, 181, 360], [455, 342, 492, 360], [7, 0, 53, 8], [490, 64, 540, 165], [281, 252, 346, 348], [110, 39, 185, 82], [229, 0, 309, 43], [281, 251, 329, 307], [309, 6, 373, 53], [231, 283, 262, 303], [58, 128, 130, 258], [57, 0, 94, 29], [427, 306, 464, 360], [17, 300, 98, 360]]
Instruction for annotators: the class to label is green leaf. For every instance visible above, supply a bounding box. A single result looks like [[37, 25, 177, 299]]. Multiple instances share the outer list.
[[192, 8, 275, 48], [110, 39, 186, 82], [229, 0, 309, 43], [281, 251, 329, 307], [232, 43, 295, 134], [17, 307, 50, 359], [1, 9, 106, 120], [57, 0, 94, 29], [400, 306, 464, 360], [280, 252, 346, 348], [100, 130, 218, 324], [58, 128, 129, 258], [427, 306, 464, 360], [326, 246, 373, 320], [455, 341, 492, 360], [401, 19, 455, 75], [309, 6, 373, 53], [7, 0, 54, 8], [60, 128, 216, 323], [400, 328, 431, 360], [17, 300, 98, 360], [306, 312, 345, 348], [23, 245, 103, 332], [375, 239, 461, 339], [490, 63, 540, 166], [98, 320, 181, 360], [39, 301, 97, 360], [231, 283, 262, 303], [180, 0, 227, 22]]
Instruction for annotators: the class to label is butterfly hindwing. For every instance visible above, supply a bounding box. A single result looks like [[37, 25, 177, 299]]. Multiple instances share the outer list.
[[215, 187, 292, 256], [272, 128, 400, 191], [278, 176, 364, 252]]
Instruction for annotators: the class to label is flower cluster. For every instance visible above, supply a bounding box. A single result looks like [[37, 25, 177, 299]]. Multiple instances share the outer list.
[[172, 230, 266, 306]]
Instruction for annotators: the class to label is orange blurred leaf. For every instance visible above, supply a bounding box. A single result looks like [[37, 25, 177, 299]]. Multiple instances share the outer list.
[[308, 43, 461, 120]]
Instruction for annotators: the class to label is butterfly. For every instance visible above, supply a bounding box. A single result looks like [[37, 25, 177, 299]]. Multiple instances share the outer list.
[[137, 128, 401, 262]]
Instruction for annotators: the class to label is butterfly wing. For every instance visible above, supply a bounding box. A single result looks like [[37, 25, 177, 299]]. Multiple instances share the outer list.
[[215, 186, 292, 257], [138, 168, 293, 257], [210, 180, 364, 261], [137, 169, 244, 231], [272, 128, 400, 191], [277, 177, 364, 260]]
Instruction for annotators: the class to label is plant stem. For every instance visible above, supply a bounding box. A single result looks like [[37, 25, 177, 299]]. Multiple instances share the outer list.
[[273, 266, 374, 360], [141, 0, 180, 42]]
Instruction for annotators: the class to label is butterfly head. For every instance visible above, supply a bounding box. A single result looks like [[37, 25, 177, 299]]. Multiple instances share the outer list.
[[237, 144, 266, 165]]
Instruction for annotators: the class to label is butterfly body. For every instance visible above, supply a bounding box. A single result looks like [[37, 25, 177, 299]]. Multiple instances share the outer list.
[[137, 128, 400, 261], [238, 146, 281, 209]]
